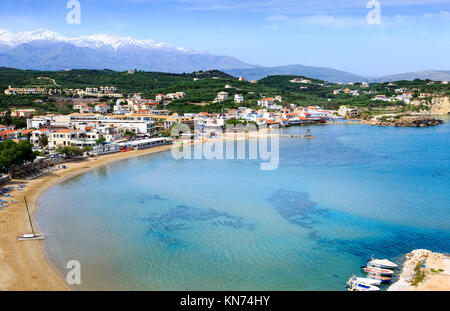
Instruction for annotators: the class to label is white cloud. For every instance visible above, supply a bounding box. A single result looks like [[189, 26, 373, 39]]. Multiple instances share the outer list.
[[266, 14, 289, 22], [264, 24, 279, 30], [293, 15, 366, 27], [172, 0, 450, 13], [263, 10, 450, 28]]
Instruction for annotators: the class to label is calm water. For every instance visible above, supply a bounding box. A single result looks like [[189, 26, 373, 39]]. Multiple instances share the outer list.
[[35, 118, 450, 290]]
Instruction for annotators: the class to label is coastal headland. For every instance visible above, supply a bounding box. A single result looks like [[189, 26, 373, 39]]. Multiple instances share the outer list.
[[389, 249, 450, 291]]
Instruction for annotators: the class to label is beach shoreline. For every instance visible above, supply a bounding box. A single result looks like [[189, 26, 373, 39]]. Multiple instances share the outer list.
[[0, 144, 173, 291]]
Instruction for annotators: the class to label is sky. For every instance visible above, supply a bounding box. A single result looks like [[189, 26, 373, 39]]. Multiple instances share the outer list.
[[0, 0, 449, 76]]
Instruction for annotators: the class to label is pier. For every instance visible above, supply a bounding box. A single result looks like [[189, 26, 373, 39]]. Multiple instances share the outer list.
[[280, 134, 316, 139], [280, 129, 315, 139]]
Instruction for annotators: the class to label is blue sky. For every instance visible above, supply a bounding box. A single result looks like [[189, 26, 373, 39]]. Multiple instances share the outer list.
[[0, 0, 449, 76]]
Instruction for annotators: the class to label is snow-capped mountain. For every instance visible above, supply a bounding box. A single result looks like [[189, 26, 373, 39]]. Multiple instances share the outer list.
[[0, 28, 255, 72], [0, 28, 200, 52]]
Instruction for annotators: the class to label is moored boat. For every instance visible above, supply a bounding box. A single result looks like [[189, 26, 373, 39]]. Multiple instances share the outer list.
[[347, 281, 380, 291], [366, 273, 392, 282], [363, 266, 394, 275], [354, 277, 381, 286], [347, 275, 382, 287], [368, 259, 398, 269]]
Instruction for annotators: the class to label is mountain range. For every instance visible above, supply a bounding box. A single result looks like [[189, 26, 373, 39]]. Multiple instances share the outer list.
[[0, 28, 449, 83], [0, 29, 255, 73]]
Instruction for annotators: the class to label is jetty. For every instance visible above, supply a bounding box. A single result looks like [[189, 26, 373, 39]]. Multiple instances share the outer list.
[[280, 134, 316, 139], [280, 129, 315, 139]]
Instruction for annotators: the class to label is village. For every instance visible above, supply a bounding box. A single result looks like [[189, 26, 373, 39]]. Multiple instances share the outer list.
[[0, 85, 362, 158], [0, 72, 447, 174]]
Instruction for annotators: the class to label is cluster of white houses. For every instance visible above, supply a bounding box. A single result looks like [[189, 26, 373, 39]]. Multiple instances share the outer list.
[[155, 92, 185, 102], [23, 102, 358, 152]]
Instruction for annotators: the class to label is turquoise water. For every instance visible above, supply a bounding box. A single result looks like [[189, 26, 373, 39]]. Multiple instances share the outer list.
[[35, 118, 450, 290]]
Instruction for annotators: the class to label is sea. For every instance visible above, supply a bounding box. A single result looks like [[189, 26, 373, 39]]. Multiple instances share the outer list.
[[35, 116, 450, 290]]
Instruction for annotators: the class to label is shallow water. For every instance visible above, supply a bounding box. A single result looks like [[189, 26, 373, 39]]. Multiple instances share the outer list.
[[35, 118, 450, 290]]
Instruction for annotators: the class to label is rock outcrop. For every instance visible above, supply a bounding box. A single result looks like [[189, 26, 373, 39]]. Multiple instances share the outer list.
[[388, 249, 450, 291], [411, 95, 450, 115], [379, 116, 444, 127], [430, 96, 450, 114]]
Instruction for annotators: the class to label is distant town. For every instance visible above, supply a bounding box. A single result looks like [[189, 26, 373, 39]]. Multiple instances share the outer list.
[[0, 67, 448, 176]]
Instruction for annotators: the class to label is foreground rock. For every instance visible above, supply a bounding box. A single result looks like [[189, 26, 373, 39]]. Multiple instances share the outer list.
[[388, 249, 450, 291], [379, 116, 444, 127]]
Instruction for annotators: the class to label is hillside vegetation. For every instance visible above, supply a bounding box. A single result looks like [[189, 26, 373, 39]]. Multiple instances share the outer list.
[[0, 67, 448, 115]]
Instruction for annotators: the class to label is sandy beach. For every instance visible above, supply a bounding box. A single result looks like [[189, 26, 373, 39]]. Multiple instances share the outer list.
[[0, 144, 172, 291]]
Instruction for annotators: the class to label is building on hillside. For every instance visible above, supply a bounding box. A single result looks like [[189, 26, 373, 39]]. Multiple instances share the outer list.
[[213, 91, 228, 103], [11, 109, 36, 118], [338, 106, 359, 118], [290, 78, 311, 84], [4, 86, 46, 95], [257, 98, 274, 108], [155, 94, 166, 101], [94, 103, 110, 114], [73, 103, 93, 113], [234, 94, 244, 103]]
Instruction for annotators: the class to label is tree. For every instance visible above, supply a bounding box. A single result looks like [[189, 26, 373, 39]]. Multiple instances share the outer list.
[[38, 134, 49, 149], [0, 140, 36, 173], [56, 145, 83, 158], [2, 110, 12, 126], [96, 136, 106, 145]]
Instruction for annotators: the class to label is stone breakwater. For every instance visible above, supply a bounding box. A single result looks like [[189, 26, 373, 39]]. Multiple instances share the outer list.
[[388, 249, 450, 291], [379, 116, 444, 127]]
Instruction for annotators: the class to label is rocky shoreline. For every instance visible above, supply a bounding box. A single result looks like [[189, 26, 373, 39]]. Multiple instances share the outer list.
[[378, 116, 444, 127], [388, 249, 450, 291]]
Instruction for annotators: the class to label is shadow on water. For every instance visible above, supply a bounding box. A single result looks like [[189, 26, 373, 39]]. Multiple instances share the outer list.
[[140, 204, 255, 245], [267, 188, 450, 261], [267, 189, 328, 229]]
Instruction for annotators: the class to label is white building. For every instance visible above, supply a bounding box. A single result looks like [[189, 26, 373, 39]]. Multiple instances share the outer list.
[[214, 91, 228, 103], [338, 106, 359, 118], [94, 103, 110, 114], [257, 98, 274, 108], [290, 78, 311, 84], [234, 94, 244, 103]]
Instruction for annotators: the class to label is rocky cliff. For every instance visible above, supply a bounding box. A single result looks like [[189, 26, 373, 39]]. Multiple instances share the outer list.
[[411, 95, 450, 115]]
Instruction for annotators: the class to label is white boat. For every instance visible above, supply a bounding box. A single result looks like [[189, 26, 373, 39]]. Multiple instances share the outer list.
[[17, 233, 45, 241], [348, 280, 380, 291], [16, 197, 45, 241], [353, 277, 381, 286], [368, 259, 398, 269]]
